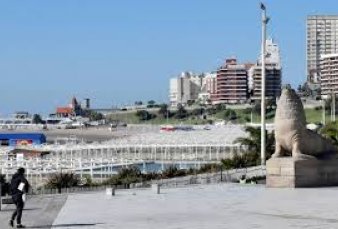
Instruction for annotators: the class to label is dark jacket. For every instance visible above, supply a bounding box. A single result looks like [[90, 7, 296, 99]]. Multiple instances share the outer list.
[[10, 173, 29, 196]]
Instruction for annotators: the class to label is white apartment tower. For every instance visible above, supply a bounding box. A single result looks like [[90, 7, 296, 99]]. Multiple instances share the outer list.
[[307, 15, 338, 84], [320, 53, 338, 99]]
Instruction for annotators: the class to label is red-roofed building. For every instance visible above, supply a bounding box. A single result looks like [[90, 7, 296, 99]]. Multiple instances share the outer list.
[[56, 107, 74, 117], [56, 96, 83, 117]]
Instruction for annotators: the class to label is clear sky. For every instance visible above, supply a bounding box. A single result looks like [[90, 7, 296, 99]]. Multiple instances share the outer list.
[[0, 0, 337, 115]]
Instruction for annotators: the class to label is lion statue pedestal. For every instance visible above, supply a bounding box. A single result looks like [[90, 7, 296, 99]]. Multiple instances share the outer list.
[[266, 88, 338, 188]]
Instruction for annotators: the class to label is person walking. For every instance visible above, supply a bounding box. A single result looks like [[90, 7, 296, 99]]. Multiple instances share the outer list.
[[9, 168, 30, 228]]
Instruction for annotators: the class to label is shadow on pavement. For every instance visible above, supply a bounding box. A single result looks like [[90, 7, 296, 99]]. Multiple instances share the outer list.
[[0, 208, 40, 212], [23, 208, 41, 211], [26, 223, 102, 228]]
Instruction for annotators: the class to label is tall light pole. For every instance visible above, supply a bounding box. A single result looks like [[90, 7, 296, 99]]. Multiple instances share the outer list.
[[260, 3, 269, 165]]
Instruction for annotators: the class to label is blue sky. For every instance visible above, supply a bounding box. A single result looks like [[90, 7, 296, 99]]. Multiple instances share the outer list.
[[0, 0, 337, 115]]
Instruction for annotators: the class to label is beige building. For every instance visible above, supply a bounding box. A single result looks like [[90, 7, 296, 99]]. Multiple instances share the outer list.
[[320, 53, 338, 99], [169, 72, 203, 106], [199, 72, 217, 104], [307, 15, 338, 84]]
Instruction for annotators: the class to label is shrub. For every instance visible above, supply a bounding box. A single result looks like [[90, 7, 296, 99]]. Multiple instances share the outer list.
[[320, 121, 338, 145], [206, 107, 217, 115], [162, 166, 187, 178], [215, 104, 226, 112], [106, 166, 143, 186], [135, 110, 156, 121], [191, 108, 205, 116], [221, 152, 259, 170], [198, 164, 220, 173], [243, 108, 252, 114], [223, 109, 237, 121], [45, 172, 80, 191]]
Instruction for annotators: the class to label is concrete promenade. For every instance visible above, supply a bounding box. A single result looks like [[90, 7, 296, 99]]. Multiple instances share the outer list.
[[0, 194, 67, 229], [53, 184, 338, 229], [2, 184, 338, 228]]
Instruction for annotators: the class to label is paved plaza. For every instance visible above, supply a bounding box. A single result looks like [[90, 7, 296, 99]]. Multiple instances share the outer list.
[[53, 184, 338, 229], [0, 194, 67, 228], [2, 184, 338, 228]]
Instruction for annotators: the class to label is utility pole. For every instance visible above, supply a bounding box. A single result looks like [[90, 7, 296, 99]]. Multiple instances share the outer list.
[[260, 3, 269, 165]]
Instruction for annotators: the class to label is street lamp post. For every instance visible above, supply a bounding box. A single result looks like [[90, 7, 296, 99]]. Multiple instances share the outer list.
[[322, 99, 326, 125], [260, 3, 269, 165]]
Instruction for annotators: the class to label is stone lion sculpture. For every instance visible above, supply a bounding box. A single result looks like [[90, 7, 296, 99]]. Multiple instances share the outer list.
[[272, 88, 338, 159]]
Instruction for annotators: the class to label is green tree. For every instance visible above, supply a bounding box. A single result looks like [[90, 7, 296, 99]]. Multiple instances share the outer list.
[[134, 101, 143, 106], [158, 104, 170, 119], [147, 100, 156, 108], [32, 114, 44, 124], [175, 104, 188, 119]]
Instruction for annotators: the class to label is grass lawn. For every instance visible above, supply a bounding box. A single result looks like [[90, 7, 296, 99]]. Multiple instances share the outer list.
[[107, 108, 328, 125], [107, 112, 210, 125]]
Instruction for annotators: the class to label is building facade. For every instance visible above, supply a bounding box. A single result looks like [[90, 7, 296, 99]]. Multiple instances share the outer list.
[[169, 72, 203, 106], [248, 64, 282, 101], [56, 96, 83, 117], [214, 58, 248, 104], [249, 39, 282, 101], [199, 72, 217, 104], [307, 15, 338, 84], [320, 53, 338, 98]]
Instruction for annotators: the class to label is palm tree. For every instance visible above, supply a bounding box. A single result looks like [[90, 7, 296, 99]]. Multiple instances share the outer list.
[[234, 126, 260, 152], [234, 126, 275, 160]]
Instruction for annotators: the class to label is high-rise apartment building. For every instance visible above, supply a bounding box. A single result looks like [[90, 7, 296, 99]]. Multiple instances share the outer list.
[[248, 65, 282, 101], [199, 72, 217, 104], [307, 15, 338, 84], [169, 72, 203, 106], [320, 53, 338, 99], [214, 58, 248, 104], [249, 39, 282, 101]]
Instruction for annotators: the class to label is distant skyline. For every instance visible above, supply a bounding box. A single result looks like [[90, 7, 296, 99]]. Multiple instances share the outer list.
[[0, 0, 337, 115]]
